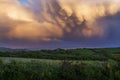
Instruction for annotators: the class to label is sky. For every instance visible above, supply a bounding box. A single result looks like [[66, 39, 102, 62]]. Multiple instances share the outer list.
[[0, 0, 120, 49]]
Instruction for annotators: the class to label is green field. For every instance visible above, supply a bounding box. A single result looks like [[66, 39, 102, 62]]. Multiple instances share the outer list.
[[0, 57, 105, 66], [0, 48, 120, 61], [0, 48, 120, 80]]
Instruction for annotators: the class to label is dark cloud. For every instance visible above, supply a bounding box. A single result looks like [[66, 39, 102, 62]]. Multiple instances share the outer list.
[[96, 12, 120, 41], [0, 0, 120, 48]]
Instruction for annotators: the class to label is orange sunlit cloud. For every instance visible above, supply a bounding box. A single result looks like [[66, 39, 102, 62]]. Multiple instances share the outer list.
[[0, 0, 120, 43]]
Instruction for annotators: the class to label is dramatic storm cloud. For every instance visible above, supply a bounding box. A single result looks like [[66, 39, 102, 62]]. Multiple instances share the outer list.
[[0, 0, 120, 49]]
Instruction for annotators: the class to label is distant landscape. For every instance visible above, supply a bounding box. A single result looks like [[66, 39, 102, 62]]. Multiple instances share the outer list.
[[0, 47, 120, 61]]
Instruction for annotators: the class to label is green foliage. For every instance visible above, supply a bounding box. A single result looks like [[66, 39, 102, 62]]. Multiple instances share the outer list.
[[0, 48, 120, 79], [0, 60, 119, 80], [112, 54, 120, 61], [1, 48, 119, 61], [0, 59, 3, 64]]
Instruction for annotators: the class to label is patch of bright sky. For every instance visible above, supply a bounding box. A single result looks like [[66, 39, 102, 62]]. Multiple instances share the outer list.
[[18, 0, 28, 4]]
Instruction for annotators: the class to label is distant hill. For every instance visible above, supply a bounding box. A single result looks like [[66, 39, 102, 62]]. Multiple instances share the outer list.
[[0, 47, 28, 52]]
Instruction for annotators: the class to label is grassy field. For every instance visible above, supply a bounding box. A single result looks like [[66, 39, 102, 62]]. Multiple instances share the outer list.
[[0, 48, 120, 61], [0, 57, 104, 66], [0, 48, 120, 80], [0, 57, 119, 80]]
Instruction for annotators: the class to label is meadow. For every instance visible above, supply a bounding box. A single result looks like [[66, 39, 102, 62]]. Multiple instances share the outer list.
[[0, 48, 120, 80]]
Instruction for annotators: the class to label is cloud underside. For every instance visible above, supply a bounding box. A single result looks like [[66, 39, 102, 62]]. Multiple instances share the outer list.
[[0, 0, 120, 44]]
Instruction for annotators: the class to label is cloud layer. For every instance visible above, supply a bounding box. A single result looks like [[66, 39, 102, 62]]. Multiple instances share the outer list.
[[0, 0, 120, 48]]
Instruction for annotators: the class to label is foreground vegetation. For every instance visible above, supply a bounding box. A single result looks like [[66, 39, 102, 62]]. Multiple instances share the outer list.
[[0, 48, 120, 80], [0, 59, 120, 80]]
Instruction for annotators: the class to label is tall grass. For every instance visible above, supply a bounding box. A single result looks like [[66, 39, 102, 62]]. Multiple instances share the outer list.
[[0, 59, 119, 80]]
